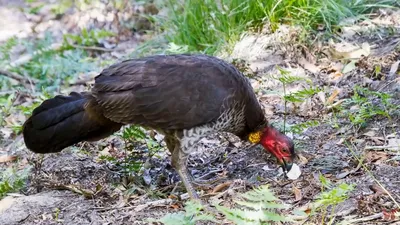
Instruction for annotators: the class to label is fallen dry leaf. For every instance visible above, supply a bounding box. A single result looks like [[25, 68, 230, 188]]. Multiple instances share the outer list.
[[387, 138, 400, 151], [332, 71, 344, 79], [317, 91, 326, 104], [366, 151, 389, 164], [363, 130, 377, 137], [293, 186, 302, 201], [389, 61, 400, 76], [370, 184, 386, 196], [0, 196, 16, 213], [329, 41, 371, 60], [297, 154, 309, 165], [212, 181, 233, 193], [170, 204, 180, 209], [298, 57, 320, 74], [370, 137, 385, 145], [342, 60, 357, 74], [0, 155, 17, 163]]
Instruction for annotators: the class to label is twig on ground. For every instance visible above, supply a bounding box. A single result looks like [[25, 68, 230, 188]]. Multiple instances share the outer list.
[[343, 213, 383, 223], [378, 78, 400, 92], [134, 198, 174, 211], [326, 99, 345, 110], [69, 44, 116, 52], [7, 42, 118, 69], [0, 69, 39, 84], [51, 184, 101, 199], [195, 169, 224, 180], [212, 181, 233, 193], [246, 162, 268, 168], [365, 145, 400, 151], [94, 198, 175, 212]]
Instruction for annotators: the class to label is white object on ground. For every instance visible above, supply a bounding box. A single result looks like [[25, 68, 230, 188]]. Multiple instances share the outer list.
[[286, 163, 302, 180]]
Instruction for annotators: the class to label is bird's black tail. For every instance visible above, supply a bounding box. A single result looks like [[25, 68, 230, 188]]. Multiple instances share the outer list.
[[22, 92, 122, 153]]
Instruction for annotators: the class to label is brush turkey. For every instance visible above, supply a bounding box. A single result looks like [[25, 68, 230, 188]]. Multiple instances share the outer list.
[[23, 54, 296, 199]]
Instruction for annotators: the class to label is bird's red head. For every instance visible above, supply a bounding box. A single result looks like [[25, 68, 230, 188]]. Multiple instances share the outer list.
[[248, 126, 295, 172]]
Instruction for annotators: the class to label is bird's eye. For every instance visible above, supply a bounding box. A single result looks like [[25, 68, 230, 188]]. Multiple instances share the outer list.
[[282, 148, 288, 153]]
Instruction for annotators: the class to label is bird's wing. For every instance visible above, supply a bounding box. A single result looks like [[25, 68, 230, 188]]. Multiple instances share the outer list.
[[92, 55, 235, 130]]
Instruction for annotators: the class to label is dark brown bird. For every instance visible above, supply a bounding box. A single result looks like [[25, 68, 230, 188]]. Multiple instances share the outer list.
[[23, 54, 295, 200]]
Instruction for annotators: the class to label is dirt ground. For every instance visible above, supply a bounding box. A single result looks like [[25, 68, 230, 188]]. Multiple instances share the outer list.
[[0, 2, 399, 225]]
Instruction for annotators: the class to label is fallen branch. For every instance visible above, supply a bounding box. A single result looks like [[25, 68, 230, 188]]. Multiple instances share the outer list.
[[8, 42, 118, 69], [343, 212, 383, 223], [365, 145, 400, 151], [195, 169, 224, 180], [212, 181, 233, 193], [52, 184, 96, 198], [0, 69, 39, 84], [134, 198, 174, 212], [69, 44, 116, 52]]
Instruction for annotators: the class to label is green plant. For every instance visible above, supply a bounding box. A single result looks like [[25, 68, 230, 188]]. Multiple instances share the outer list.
[[288, 120, 320, 134], [152, 185, 290, 224], [0, 93, 17, 128], [339, 86, 399, 127], [99, 125, 163, 175], [215, 185, 290, 224], [0, 32, 101, 136], [63, 28, 115, 47], [284, 87, 322, 103], [0, 37, 18, 67], [272, 67, 320, 133], [313, 174, 355, 225], [0, 166, 32, 198], [1, 32, 100, 92], [49, 0, 97, 15], [21, 49, 97, 91], [127, 35, 191, 59], [150, 200, 216, 225]]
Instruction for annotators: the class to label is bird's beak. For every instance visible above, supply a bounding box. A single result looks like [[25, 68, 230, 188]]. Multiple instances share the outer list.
[[281, 156, 293, 172]]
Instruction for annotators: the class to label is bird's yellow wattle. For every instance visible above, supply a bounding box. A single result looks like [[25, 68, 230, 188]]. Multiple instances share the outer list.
[[248, 131, 262, 143]]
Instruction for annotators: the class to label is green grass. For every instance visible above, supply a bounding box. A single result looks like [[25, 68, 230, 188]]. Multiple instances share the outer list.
[[157, 0, 398, 55]]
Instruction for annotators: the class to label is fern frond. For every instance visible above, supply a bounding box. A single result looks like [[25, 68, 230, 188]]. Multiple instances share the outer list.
[[215, 185, 292, 224], [284, 87, 322, 103]]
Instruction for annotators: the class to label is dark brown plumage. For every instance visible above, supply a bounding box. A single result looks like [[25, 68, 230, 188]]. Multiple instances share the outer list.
[[23, 54, 295, 200]]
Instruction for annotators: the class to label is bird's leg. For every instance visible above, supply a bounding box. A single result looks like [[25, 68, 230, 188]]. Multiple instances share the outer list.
[[170, 133, 222, 189], [168, 135, 222, 216], [171, 144, 200, 199], [171, 144, 223, 216]]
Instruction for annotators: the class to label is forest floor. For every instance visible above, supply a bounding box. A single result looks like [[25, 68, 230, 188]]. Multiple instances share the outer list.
[[0, 1, 399, 225]]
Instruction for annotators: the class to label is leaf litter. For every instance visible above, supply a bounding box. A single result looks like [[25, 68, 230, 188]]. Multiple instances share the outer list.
[[0, 2, 400, 225]]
